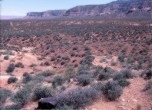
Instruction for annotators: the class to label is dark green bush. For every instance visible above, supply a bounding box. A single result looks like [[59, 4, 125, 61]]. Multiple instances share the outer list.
[[143, 80, 152, 91], [64, 68, 77, 81], [80, 55, 95, 65], [6, 64, 15, 73], [4, 56, 9, 60], [113, 72, 124, 80], [121, 69, 134, 79], [7, 77, 18, 84], [15, 62, 24, 68], [52, 76, 64, 88], [58, 87, 99, 108], [32, 86, 54, 101], [0, 88, 12, 105], [103, 81, 123, 101], [76, 74, 92, 86], [113, 69, 133, 80], [37, 70, 55, 77], [117, 79, 130, 87], [98, 72, 109, 81], [3, 103, 23, 110], [141, 69, 152, 80], [91, 82, 104, 91], [118, 54, 125, 62], [104, 67, 115, 74], [11, 87, 31, 105], [54, 104, 74, 110], [93, 66, 104, 77], [22, 73, 32, 83]]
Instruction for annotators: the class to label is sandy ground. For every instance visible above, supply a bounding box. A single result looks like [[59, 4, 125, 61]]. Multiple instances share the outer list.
[[93, 55, 122, 71], [0, 47, 53, 89], [0, 48, 151, 110], [87, 78, 152, 110]]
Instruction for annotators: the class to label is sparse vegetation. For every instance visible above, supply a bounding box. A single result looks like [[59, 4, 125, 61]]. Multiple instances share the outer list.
[[58, 87, 99, 108], [113, 69, 133, 80], [52, 76, 64, 88], [7, 77, 18, 84], [4, 55, 9, 60], [1, 18, 152, 110], [32, 86, 54, 101], [76, 74, 92, 86], [11, 86, 31, 105], [117, 78, 130, 87], [15, 62, 24, 68], [3, 103, 23, 110], [0, 88, 12, 105], [6, 64, 15, 73], [22, 73, 33, 83], [103, 81, 123, 101]]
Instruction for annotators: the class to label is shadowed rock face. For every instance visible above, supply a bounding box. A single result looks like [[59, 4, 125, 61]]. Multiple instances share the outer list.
[[26, 0, 152, 19]]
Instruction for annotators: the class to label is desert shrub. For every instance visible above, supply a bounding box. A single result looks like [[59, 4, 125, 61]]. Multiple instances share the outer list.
[[113, 72, 124, 80], [7, 77, 18, 84], [73, 47, 78, 50], [0, 88, 12, 105], [54, 104, 74, 110], [32, 75, 45, 83], [91, 82, 104, 91], [29, 64, 37, 67], [104, 67, 115, 74], [70, 51, 75, 57], [98, 72, 110, 81], [44, 61, 50, 66], [4, 56, 9, 60], [78, 64, 90, 75], [113, 69, 133, 80], [93, 66, 104, 77], [51, 56, 57, 61], [52, 76, 64, 88], [80, 55, 95, 65], [32, 86, 54, 101], [143, 80, 152, 91], [121, 69, 134, 79], [11, 87, 31, 105], [117, 79, 130, 87], [103, 81, 123, 101], [64, 68, 77, 81], [62, 56, 70, 61], [15, 62, 24, 68], [22, 73, 32, 83], [6, 64, 15, 73], [141, 69, 152, 80], [37, 70, 55, 77], [118, 54, 125, 62], [58, 87, 99, 108], [3, 103, 23, 110], [76, 74, 92, 86]]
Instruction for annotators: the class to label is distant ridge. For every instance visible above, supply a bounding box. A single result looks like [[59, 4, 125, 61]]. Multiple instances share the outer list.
[[1, 16, 23, 20], [26, 0, 152, 19]]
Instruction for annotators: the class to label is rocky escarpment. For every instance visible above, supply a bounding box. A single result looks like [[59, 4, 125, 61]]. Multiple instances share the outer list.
[[26, 10, 66, 18], [26, 0, 152, 19]]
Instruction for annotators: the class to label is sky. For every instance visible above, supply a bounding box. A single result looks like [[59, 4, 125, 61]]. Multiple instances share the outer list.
[[0, 0, 115, 16]]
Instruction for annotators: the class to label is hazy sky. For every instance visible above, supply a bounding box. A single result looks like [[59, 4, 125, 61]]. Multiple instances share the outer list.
[[1, 0, 115, 16]]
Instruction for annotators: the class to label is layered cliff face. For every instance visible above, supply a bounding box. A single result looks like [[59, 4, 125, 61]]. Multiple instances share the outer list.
[[26, 10, 66, 18], [26, 0, 152, 19]]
